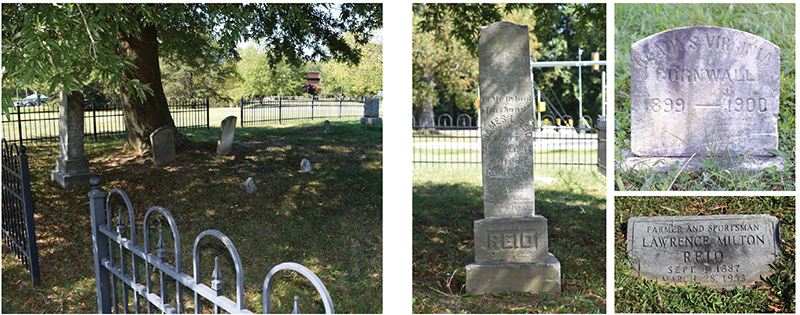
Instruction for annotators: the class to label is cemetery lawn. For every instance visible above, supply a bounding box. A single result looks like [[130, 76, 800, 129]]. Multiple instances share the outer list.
[[614, 3, 796, 191], [614, 196, 795, 313], [413, 165, 606, 313], [1, 119, 382, 313]]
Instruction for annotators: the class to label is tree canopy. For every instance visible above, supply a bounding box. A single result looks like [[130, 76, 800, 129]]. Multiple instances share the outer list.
[[2, 3, 382, 152], [413, 3, 606, 125]]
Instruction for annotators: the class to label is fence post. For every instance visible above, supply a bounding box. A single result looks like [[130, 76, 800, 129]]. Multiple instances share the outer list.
[[88, 177, 112, 313], [92, 100, 98, 142], [240, 97, 244, 128], [18, 145, 41, 285], [279, 96, 282, 124], [206, 98, 210, 131], [311, 97, 315, 120], [16, 106, 23, 146], [339, 97, 342, 118]]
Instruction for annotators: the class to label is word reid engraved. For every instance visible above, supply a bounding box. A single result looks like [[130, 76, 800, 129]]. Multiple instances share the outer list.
[[488, 230, 537, 250]]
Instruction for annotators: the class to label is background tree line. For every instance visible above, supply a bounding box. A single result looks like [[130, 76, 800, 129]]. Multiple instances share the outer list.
[[413, 3, 605, 127]]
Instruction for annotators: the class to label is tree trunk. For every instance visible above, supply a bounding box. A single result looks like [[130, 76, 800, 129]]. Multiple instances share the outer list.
[[116, 23, 187, 155]]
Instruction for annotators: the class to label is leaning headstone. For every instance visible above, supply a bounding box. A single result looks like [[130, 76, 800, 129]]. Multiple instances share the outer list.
[[50, 90, 93, 189], [360, 99, 382, 125], [324, 120, 331, 134], [217, 116, 237, 155], [244, 177, 257, 194], [300, 159, 312, 172], [150, 126, 176, 167], [627, 215, 780, 289], [624, 26, 783, 172], [465, 21, 561, 296]]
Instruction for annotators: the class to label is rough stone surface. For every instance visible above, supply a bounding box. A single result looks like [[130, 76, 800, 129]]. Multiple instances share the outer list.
[[50, 90, 93, 189], [627, 215, 780, 289], [324, 120, 331, 134], [363, 99, 380, 117], [217, 116, 237, 155], [466, 253, 561, 295], [478, 21, 535, 219], [474, 217, 548, 263], [618, 149, 785, 173], [244, 177, 257, 194], [360, 117, 382, 125], [300, 158, 312, 172], [150, 126, 176, 167], [466, 21, 560, 296], [630, 26, 780, 157]]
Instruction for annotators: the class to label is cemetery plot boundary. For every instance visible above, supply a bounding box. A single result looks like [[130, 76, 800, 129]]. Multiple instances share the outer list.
[[412, 114, 599, 168], [1, 98, 209, 146], [88, 177, 334, 314], [1, 138, 41, 285], [239, 96, 366, 127]]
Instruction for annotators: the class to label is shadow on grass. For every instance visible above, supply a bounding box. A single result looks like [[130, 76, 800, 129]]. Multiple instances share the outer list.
[[2, 119, 382, 313], [413, 179, 605, 313]]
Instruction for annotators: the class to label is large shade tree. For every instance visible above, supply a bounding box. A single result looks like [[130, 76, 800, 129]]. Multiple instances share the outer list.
[[2, 3, 382, 154]]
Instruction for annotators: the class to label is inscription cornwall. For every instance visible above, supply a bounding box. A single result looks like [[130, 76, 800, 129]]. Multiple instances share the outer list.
[[627, 215, 780, 289], [629, 26, 780, 157]]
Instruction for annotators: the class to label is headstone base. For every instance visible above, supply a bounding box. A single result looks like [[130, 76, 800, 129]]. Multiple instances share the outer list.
[[360, 117, 382, 125], [619, 150, 786, 173], [466, 253, 561, 295], [50, 169, 93, 190]]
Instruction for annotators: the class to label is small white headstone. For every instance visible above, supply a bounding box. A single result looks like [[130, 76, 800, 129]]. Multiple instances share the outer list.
[[300, 159, 312, 172], [244, 177, 257, 194], [324, 120, 331, 134]]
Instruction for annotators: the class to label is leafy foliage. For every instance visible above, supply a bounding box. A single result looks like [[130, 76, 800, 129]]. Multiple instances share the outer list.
[[319, 33, 383, 97], [232, 45, 307, 98]]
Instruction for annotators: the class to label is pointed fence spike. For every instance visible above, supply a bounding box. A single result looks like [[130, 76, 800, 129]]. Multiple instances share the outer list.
[[210, 257, 223, 295], [116, 209, 125, 236], [291, 296, 300, 314]]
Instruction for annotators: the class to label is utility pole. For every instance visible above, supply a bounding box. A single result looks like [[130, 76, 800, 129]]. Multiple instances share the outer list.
[[578, 47, 584, 134]]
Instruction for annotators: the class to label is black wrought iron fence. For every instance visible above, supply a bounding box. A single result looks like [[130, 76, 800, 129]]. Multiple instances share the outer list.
[[2, 98, 209, 146], [239, 95, 366, 127], [1, 138, 41, 285], [412, 114, 600, 168]]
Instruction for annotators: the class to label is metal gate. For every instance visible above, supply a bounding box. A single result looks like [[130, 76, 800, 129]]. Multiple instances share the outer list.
[[1, 138, 41, 285], [88, 177, 334, 314]]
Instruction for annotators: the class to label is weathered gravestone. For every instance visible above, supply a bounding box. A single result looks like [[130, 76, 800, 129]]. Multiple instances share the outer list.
[[244, 177, 257, 194], [360, 99, 382, 125], [217, 116, 237, 155], [150, 126, 176, 167], [627, 215, 780, 289], [465, 21, 561, 296], [324, 120, 331, 134], [50, 90, 93, 189], [300, 158, 312, 172], [624, 26, 783, 172]]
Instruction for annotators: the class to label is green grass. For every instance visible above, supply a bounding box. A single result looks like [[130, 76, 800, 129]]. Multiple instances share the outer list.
[[1, 119, 382, 313], [614, 196, 795, 313], [412, 165, 606, 313], [615, 3, 796, 191]]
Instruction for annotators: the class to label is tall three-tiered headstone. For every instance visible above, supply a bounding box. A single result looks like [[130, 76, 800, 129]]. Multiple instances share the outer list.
[[624, 26, 783, 171], [466, 21, 561, 295], [50, 90, 93, 189]]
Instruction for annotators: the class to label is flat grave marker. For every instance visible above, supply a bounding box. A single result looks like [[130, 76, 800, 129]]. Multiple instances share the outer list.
[[627, 214, 780, 289]]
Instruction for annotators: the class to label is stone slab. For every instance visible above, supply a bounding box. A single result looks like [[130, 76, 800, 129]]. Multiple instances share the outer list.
[[478, 21, 535, 219], [150, 126, 176, 167], [51, 90, 92, 189], [360, 117, 382, 125], [474, 217, 548, 263], [630, 26, 780, 157], [300, 158, 312, 172], [244, 177, 257, 194], [627, 215, 780, 289], [466, 253, 561, 295], [363, 99, 380, 117], [217, 116, 237, 156], [324, 120, 331, 134], [618, 149, 786, 173]]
